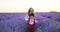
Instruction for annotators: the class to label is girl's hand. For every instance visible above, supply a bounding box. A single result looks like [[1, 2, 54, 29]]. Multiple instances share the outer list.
[[35, 20, 38, 23]]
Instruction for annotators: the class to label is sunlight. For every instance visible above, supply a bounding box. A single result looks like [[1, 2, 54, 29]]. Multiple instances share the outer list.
[[0, 0, 60, 12]]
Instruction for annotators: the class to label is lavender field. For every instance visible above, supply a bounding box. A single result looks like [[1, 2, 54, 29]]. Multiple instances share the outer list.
[[0, 12, 60, 32]]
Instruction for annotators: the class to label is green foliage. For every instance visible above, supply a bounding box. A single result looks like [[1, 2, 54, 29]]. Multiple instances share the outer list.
[[42, 19, 46, 23], [36, 28, 43, 32], [56, 25, 60, 30], [51, 18, 56, 22]]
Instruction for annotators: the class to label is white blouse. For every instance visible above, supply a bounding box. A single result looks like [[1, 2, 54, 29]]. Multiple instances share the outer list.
[[29, 19, 34, 24]]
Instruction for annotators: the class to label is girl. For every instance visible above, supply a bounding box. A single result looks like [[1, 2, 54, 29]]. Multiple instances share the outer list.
[[25, 7, 37, 32]]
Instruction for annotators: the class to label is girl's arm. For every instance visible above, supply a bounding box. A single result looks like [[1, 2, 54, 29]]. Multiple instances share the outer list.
[[25, 16, 28, 21], [25, 14, 29, 21]]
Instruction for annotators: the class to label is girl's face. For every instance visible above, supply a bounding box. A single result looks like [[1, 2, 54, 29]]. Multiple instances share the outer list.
[[30, 8, 34, 13]]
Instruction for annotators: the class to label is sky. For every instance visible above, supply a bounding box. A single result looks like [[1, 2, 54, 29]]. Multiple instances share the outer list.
[[0, 0, 60, 12]]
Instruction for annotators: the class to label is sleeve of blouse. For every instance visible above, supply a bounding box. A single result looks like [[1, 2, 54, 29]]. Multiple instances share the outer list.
[[25, 15, 29, 21]]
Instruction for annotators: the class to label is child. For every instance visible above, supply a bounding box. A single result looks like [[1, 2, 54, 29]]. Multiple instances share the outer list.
[[27, 13, 37, 32]]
